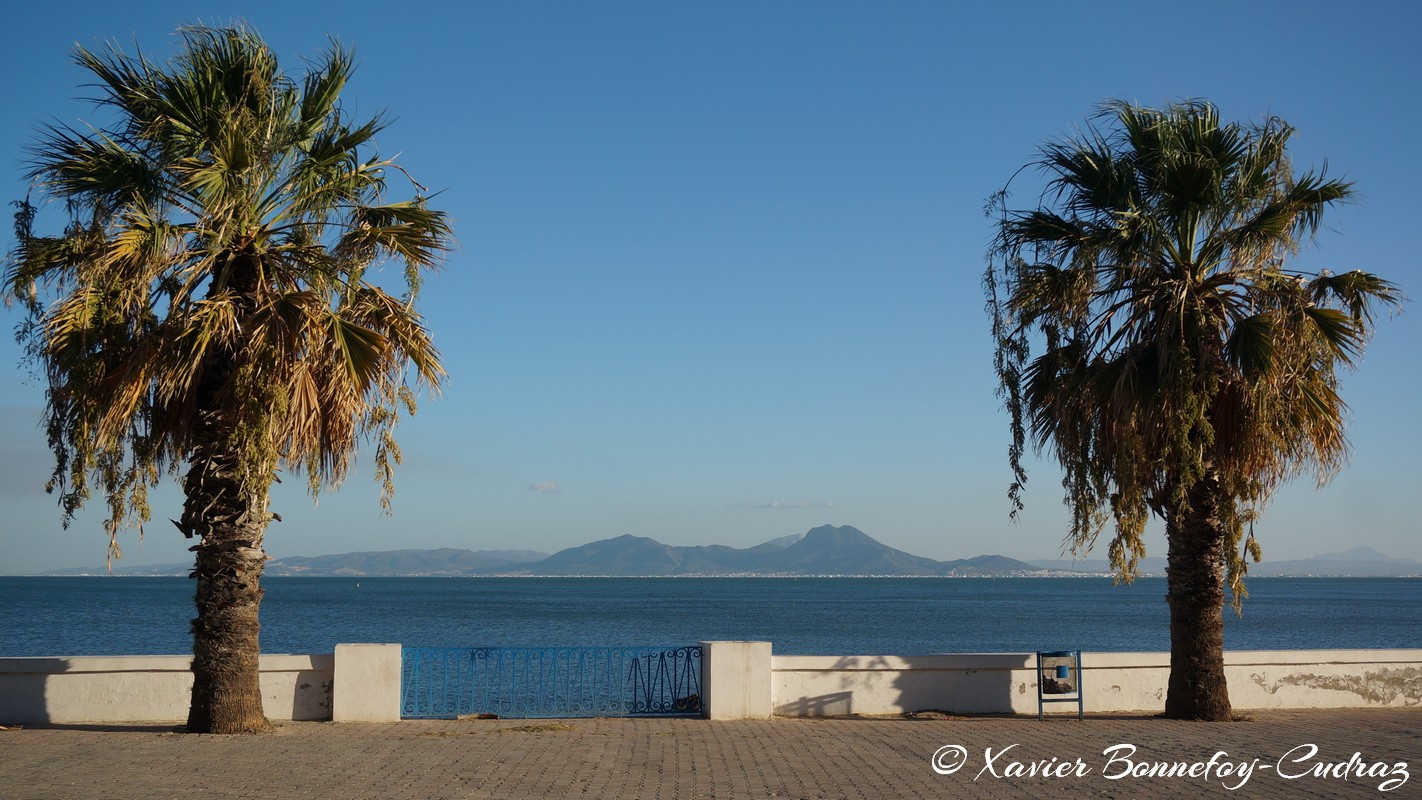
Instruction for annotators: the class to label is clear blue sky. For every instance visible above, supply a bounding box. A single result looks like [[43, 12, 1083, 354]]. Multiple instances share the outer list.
[[2, 1, 1419, 573]]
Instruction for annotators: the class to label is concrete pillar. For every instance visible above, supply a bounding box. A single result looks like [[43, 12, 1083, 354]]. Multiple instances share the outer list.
[[700, 641, 772, 720], [332, 643, 402, 722]]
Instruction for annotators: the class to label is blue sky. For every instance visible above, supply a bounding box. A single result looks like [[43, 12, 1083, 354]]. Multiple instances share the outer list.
[[2, 1, 1419, 573]]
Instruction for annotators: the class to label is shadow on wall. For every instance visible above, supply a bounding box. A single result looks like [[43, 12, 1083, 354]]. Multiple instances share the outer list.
[[775, 690, 855, 717], [888, 654, 1022, 715], [772, 654, 1027, 717], [1, 658, 71, 725], [290, 667, 333, 720]]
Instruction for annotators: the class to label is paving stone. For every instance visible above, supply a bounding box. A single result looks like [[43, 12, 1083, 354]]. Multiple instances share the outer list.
[[0, 709, 1416, 798]]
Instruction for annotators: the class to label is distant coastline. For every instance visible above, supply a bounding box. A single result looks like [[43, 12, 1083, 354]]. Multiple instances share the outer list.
[[28, 525, 1421, 579]]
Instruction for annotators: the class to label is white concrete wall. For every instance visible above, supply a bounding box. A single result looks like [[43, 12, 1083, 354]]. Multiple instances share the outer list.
[[6, 647, 1418, 723], [772, 650, 1422, 716], [700, 641, 772, 720], [773, 653, 1037, 716], [332, 644, 402, 722], [0, 654, 333, 725], [1090, 650, 1422, 712]]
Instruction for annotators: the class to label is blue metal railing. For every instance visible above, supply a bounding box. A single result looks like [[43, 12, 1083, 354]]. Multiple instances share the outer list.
[[401, 646, 703, 719]]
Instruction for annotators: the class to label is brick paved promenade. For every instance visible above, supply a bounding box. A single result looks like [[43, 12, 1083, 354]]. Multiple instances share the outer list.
[[2, 709, 1417, 799]]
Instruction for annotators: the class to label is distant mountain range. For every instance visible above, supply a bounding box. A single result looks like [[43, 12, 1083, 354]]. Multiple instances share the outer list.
[[517, 525, 1040, 577], [39, 528, 1421, 578], [43, 525, 1047, 577]]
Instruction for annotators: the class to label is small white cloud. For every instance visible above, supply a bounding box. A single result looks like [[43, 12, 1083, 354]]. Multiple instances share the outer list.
[[738, 501, 834, 510], [530, 481, 560, 494]]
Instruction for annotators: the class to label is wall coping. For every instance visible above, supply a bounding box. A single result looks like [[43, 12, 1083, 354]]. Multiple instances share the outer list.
[[0, 654, 333, 674], [773, 654, 1035, 670], [7, 649, 1416, 676], [772, 649, 1422, 671]]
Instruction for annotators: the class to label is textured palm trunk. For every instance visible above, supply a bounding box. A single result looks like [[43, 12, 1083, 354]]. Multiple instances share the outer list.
[[182, 428, 271, 734], [1163, 472, 1233, 720], [183, 254, 272, 734]]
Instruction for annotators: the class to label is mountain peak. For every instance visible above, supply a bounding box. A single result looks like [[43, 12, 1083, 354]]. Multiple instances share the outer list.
[[756, 532, 805, 549], [801, 524, 871, 541]]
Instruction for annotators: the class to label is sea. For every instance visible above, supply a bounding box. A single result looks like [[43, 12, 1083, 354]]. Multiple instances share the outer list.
[[1, 576, 1419, 657]]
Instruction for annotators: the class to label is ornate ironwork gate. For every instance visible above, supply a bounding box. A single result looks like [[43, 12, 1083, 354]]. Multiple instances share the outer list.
[[400, 646, 703, 719]]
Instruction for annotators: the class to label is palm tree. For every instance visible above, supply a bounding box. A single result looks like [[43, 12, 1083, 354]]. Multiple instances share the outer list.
[[984, 100, 1400, 720], [5, 25, 452, 733]]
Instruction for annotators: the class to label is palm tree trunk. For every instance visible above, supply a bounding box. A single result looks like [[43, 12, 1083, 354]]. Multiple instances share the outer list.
[[1163, 472, 1233, 720], [182, 394, 273, 733], [184, 255, 272, 735], [183, 446, 271, 734]]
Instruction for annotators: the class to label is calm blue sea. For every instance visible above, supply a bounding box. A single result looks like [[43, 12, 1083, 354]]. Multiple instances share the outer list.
[[1, 576, 1419, 657]]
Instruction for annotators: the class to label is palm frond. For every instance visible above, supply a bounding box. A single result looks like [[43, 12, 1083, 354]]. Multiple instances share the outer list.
[[296, 38, 356, 138], [27, 125, 162, 211], [337, 199, 454, 289], [1300, 306, 1363, 365], [1225, 312, 1275, 376], [1309, 270, 1403, 324]]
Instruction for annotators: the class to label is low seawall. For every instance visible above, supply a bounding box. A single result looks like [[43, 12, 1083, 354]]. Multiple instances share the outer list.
[[3, 646, 1418, 723], [771, 649, 1422, 716], [0, 644, 402, 725], [0, 653, 332, 724]]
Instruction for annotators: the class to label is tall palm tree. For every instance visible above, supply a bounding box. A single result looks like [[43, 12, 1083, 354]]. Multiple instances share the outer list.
[[5, 25, 452, 733], [984, 100, 1400, 720]]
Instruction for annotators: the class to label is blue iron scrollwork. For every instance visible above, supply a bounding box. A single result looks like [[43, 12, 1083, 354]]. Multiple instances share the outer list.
[[401, 645, 703, 719]]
